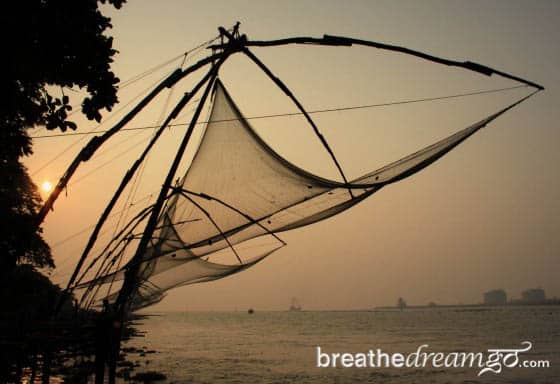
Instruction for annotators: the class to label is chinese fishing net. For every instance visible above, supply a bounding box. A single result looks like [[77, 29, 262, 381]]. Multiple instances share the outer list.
[[78, 79, 532, 310]]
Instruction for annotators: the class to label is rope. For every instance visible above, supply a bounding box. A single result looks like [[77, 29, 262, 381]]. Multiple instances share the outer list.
[[68, 134, 153, 187], [50, 193, 153, 278], [31, 70, 177, 176], [30, 85, 530, 139], [31, 34, 224, 174], [101, 55, 192, 302]]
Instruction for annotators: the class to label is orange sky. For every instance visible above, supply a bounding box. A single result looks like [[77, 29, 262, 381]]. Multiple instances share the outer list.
[[27, 0, 559, 310]]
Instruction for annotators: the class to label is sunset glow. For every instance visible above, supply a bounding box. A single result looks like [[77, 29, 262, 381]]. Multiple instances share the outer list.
[[41, 181, 53, 193]]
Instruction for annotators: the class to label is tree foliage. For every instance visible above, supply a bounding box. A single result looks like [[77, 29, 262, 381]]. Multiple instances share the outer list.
[[0, 161, 52, 269], [0, 0, 126, 271]]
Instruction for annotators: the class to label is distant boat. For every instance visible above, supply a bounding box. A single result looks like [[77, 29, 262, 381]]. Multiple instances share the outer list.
[[247, 308, 254, 314], [289, 297, 302, 311]]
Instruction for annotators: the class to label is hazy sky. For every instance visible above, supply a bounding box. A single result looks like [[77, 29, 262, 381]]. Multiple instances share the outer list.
[[27, 0, 560, 310]]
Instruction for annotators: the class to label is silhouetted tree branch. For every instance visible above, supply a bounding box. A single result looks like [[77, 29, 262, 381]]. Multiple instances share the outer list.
[[0, 0, 126, 271]]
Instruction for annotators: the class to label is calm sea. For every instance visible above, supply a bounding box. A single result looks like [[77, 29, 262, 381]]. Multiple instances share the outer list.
[[124, 306, 559, 383]]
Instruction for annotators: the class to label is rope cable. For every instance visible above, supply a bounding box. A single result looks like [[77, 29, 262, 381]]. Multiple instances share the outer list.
[[31, 69, 177, 176], [31, 34, 224, 175], [102, 55, 191, 301], [68, 134, 153, 187], [30, 85, 531, 139], [50, 193, 153, 278]]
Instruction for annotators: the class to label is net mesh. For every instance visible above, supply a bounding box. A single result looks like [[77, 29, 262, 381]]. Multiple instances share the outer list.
[[80, 79, 524, 310]]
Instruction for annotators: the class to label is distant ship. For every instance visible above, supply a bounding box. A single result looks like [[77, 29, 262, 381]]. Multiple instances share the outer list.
[[247, 308, 254, 314], [289, 297, 302, 311]]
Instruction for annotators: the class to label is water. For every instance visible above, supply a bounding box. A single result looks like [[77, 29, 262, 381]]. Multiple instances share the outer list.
[[124, 306, 560, 383]]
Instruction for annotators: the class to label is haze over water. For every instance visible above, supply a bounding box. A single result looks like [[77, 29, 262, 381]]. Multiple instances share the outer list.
[[126, 306, 560, 383]]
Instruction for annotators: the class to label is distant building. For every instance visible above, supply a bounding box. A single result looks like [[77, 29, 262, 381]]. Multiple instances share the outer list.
[[521, 288, 546, 304], [484, 289, 507, 305]]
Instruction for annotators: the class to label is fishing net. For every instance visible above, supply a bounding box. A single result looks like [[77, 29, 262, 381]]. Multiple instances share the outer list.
[[80, 79, 527, 310]]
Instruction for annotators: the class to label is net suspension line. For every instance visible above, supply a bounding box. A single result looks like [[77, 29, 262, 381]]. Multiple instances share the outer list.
[[30, 84, 530, 139]]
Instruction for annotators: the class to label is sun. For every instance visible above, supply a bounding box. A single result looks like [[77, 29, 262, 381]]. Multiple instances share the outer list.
[[41, 181, 53, 193]]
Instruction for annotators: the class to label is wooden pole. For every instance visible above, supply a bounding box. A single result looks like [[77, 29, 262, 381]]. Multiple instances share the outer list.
[[37, 52, 223, 226], [113, 59, 225, 314], [55, 58, 224, 315], [106, 36, 239, 384], [209, 35, 544, 90]]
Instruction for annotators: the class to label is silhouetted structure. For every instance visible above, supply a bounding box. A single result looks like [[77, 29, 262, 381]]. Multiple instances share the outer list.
[[483, 289, 507, 305], [521, 288, 546, 304], [289, 298, 302, 311], [34, 23, 543, 384]]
